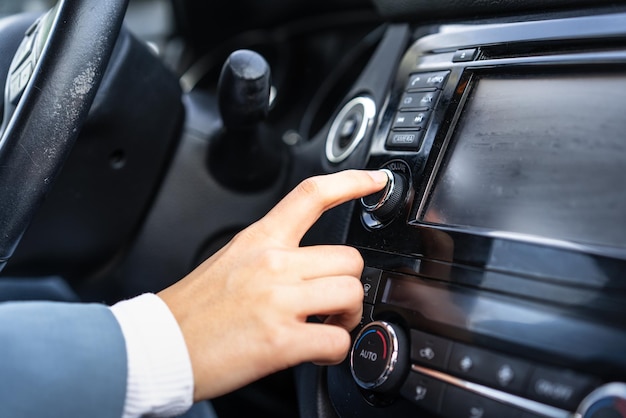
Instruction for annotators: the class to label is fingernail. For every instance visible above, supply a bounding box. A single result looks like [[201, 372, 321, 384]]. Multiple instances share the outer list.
[[367, 169, 390, 185]]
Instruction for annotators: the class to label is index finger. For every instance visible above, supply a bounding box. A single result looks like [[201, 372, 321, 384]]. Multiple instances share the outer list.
[[259, 170, 388, 246]]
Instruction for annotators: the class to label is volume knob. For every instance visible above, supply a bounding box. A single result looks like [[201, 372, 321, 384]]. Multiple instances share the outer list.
[[350, 321, 409, 393], [360, 169, 408, 223]]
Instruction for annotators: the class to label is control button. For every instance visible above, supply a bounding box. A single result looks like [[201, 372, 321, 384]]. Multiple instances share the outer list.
[[361, 267, 382, 304], [442, 385, 523, 418], [406, 71, 450, 91], [577, 383, 626, 418], [410, 329, 452, 370], [453, 48, 479, 62], [25, 17, 41, 36], [350, 321, 409, 392], [391, 111, 431, 130], [360, 303, 374, 327], [360, 169, 408, 223], [339, 112, 360, 140], [9, 74, 21, 103], [20, 61, 33, 87], [326, 96, 376, 163], [449, 343, 531, 394], [386, 130, 424, 151], [399, 91, 440, 111], [400, 371, 445, 414], [11, 34, 35, 71], [9, 61, 33, 104], [527, 366, 599, 410]]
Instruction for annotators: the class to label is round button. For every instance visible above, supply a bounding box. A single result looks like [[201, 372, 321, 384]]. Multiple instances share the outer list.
[[578, 383, 626, 418], [350, 321, 409, 392], [360, 169, 408, 223], [338, 111, 361, 147], [326, 96, 376, 163]]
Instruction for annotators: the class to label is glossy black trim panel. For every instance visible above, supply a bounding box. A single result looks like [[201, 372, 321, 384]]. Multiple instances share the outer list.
[[333, 10, 626, 418]]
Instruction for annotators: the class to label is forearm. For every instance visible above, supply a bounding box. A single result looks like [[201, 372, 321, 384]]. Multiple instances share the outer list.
[[0, 301, 127, 418]]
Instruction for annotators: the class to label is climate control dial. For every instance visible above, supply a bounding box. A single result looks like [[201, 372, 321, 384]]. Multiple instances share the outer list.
[[577, 383, 626, 418], [350, 321, 409, 392]]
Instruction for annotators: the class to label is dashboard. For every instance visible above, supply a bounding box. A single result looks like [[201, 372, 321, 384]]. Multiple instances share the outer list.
[[311, 10, 626, 418]]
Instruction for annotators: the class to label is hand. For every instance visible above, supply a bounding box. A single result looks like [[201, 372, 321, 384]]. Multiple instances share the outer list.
[[158, 169, 388, 401]]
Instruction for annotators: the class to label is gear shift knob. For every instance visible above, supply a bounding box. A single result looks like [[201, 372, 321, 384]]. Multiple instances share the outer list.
[[218, 49, 271, 129], [210, 49, 284, 192]]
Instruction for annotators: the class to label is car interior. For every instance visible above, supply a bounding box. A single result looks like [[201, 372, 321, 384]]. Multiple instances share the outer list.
[[0, 0, 625, 417]]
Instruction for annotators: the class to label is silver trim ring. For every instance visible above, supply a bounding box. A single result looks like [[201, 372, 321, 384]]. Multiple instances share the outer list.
[[361, 169, 395, 212], [576, 382, 626, 418], [350, 321, 400, 390], [326, 96, 376, 164]]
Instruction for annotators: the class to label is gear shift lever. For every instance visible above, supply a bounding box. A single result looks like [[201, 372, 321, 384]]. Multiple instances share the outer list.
[[210, 49, 284, 191]]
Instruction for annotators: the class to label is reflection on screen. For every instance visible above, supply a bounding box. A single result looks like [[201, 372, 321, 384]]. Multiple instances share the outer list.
[[422, 73, 626, 248]]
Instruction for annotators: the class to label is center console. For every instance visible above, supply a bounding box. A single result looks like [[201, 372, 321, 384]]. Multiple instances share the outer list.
[[326, 11, 626, 418]]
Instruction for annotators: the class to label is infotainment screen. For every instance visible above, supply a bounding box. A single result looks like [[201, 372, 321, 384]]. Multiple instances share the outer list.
[[421, 73, 626, 249]]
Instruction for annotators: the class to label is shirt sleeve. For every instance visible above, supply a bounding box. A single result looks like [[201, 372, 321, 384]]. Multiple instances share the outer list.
[[110, 293, 194, 418]]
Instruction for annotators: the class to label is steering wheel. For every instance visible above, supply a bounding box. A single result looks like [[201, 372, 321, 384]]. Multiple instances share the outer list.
[[0, 0, 129, 272]]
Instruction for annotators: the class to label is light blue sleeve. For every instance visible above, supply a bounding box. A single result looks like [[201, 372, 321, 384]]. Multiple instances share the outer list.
[[0, 301, 127, 418]]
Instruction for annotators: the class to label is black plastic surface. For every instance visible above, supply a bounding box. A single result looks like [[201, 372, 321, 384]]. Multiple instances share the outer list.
[[107, 91, 287, 297]]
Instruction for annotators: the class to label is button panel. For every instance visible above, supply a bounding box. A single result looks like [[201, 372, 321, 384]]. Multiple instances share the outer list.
[[7, 20, 40, 105], [353, 269, 604, 417], [9, 60, 34, 104], [449, 342, 532, 394], [355, 270, 601, 415], [377, 325, 601, 418], [387, 70, 449, 151]]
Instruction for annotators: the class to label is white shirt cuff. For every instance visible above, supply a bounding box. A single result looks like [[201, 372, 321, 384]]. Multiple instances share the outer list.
[[110, 293, 194, 418]]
